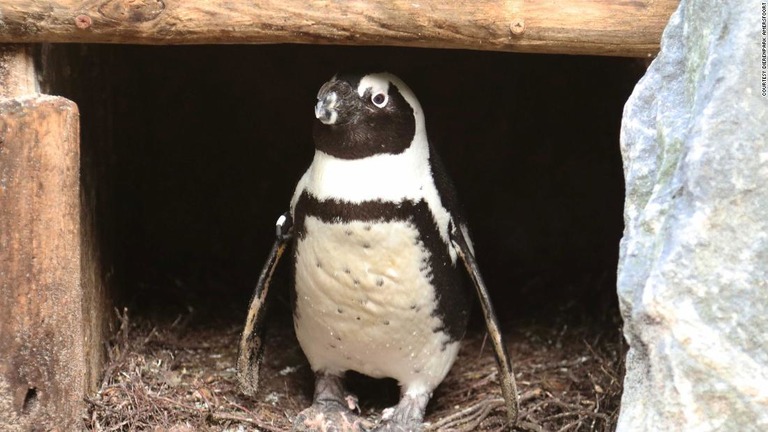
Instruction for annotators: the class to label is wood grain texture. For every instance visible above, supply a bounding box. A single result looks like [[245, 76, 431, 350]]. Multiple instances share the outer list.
[[0, 45, 36, 98], [0, 0, 679, 57], [0, 94, 85, 431]]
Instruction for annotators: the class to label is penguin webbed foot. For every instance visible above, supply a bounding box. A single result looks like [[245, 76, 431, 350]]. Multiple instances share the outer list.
[[292, 405, 371, 432], [293, 373, 371, 432], [371, 392, 428, 432]]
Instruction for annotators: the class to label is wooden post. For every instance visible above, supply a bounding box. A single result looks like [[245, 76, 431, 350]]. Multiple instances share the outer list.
[[0, 44, 92, 431]]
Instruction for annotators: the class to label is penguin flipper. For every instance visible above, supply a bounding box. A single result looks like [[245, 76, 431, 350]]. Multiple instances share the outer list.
[[450, 224, 519, 428], [237, 212, 293, 396]]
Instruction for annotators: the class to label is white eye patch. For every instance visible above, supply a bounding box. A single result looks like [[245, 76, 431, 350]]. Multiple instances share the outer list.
[[358, 73, 391, 99]]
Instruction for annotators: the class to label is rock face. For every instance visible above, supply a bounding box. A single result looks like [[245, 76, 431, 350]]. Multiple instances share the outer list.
[[617, 0, 768, 430]]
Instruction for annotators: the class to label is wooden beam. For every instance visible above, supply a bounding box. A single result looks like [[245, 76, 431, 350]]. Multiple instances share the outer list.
[[0, 0, 678, 57], [0, 46, 88, 430]]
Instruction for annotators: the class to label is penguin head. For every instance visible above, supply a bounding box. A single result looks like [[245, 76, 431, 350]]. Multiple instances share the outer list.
[[313, 72, 425, 160]]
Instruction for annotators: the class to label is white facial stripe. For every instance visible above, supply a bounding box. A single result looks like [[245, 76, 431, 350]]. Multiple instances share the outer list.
[[358, 74, 390, 98], [358, 73, 426, 151], [360, 73, 422, 115]]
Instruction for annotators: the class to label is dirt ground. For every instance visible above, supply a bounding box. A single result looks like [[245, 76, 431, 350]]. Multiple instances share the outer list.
[[84, 304, 624, 432]]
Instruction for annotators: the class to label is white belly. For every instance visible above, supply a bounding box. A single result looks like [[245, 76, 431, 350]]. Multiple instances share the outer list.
[[293, 216, 460, 392]]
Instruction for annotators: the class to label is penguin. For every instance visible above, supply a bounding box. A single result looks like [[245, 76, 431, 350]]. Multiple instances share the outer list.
[[238, 72, 518, 432]]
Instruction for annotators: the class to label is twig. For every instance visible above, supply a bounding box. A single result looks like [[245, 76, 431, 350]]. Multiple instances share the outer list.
[[426, 389, 542, 432], [516, 421, 546, 432], [545, 399, 610, 421], [556, 418, 583, 432], [210, 411, 286, 432], [427, 398, 504, 431], [142, 326, 159, 346], [478, 332, 489, 359]]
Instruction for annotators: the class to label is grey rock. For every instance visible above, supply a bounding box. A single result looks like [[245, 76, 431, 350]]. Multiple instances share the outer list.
[[617, 0, 768, 430]]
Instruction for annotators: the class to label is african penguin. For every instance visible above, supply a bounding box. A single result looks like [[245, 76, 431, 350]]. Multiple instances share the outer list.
[[289, 72, 473, 431]]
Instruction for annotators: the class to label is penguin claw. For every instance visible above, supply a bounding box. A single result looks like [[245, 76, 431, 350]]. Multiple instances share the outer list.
[[345, 394, 361, 412], [381, 407, 395, 421]]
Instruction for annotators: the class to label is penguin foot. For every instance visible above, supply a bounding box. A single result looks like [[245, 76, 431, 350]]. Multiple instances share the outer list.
[[292, 403, 371, 432], [369, 420, 423, 432], [293, 372, 372, 432], [370, 392, 429, 432]]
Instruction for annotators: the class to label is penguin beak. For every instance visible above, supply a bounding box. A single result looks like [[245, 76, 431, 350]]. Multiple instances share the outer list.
[[315, 89, 339, 125], [315, 78, 357, 126]]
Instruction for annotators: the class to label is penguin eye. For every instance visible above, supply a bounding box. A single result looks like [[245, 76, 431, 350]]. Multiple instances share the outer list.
[[371, 92, 388, 108]]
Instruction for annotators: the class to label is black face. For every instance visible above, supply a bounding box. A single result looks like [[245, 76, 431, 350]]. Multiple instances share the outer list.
[[312, 73, 416, 160]]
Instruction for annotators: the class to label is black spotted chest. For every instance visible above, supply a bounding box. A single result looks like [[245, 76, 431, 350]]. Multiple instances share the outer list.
[[292, 215, 461, 385]]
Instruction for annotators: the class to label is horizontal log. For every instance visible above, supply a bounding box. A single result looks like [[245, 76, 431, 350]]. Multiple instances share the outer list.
[[0, 0, 678, 57]]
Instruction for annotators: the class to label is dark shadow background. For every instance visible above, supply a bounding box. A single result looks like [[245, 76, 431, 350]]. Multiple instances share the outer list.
[[41, 44, 642, 328]]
